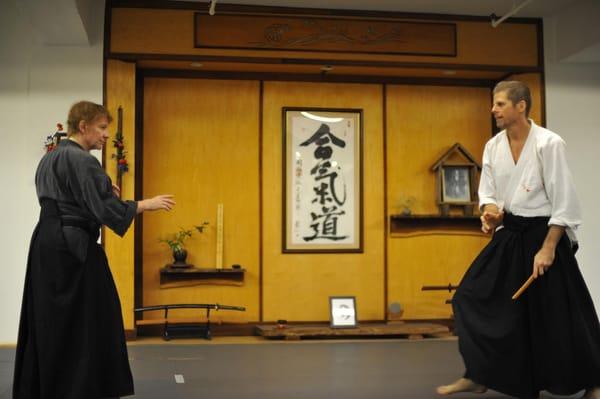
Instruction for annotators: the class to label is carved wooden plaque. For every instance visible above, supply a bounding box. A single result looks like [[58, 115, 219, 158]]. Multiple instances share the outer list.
[[194, 14, 456, 56]]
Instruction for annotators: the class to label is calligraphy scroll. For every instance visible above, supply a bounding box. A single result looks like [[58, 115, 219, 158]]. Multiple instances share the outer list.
[[283, 108, 363, 253]]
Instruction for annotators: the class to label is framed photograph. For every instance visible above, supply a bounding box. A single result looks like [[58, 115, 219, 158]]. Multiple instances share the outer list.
[[283, 108, 363, 253], [329, 296, 357, 328], [441, 166, 471, 203]]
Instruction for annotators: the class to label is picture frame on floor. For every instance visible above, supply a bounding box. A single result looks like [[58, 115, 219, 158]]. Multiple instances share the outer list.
[[329, 296, 357, 328]]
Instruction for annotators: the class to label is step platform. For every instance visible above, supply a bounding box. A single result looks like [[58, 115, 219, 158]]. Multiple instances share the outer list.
[[255, 322, 451, 340]]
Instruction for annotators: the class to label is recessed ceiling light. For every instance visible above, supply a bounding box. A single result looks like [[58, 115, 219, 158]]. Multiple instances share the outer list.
[[190, 62, 203, 68]]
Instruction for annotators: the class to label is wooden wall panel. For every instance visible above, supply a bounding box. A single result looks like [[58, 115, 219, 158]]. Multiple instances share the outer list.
[[262, 82, 385, 322], [111, 8, 539, 68], [458, 22, 538, 67], [105, 4, 548, 330], [142, 78, 260, 322], [104, 60, 137, 330], [194, 14, 456, 56], [386, 85, 492, 319]]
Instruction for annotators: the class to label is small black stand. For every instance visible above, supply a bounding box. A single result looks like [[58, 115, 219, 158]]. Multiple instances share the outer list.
[[134, 303, 245, 341]]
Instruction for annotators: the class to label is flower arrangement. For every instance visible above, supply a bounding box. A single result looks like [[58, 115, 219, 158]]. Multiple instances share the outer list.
[[111, 108, 129, 177], [159, 222, 209, 265], [111, 135, 128, 175], [44, 123, 67, 153], [110, 107, 129, 198]]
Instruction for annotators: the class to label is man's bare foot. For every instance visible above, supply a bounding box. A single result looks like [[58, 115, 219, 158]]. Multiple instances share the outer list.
[[583, 387, 600, 399], [436, 378, 487, 395]]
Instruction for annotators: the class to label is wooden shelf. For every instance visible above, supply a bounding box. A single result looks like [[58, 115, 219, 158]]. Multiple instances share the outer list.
[[160, 266, 245, 287], [390, 214, 483, 237]]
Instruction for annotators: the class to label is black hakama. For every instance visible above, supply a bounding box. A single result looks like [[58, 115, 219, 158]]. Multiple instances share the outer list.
[[454, 213, 600, 398], [12, 199, 134, 398]]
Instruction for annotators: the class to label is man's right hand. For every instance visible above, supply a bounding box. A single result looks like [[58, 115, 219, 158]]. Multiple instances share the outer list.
[[480, 205, 503, 234]]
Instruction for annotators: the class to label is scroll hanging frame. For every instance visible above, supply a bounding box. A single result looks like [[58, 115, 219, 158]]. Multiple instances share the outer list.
[[282, 107, 363, 253]]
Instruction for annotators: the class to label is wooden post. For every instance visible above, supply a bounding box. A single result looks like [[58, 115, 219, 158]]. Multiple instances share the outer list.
[[216, 203, 224, 269]]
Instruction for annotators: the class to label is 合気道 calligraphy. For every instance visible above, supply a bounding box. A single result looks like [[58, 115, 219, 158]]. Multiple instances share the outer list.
[[300, 123, 349, 241]]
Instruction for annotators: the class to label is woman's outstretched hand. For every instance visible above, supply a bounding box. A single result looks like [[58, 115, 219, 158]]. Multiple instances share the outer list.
[[137, 195, 175, 213]]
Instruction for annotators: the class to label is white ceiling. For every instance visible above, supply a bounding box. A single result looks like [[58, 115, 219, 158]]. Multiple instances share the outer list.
[[564, 41, 600, 63], [192, 0, 578, 18]]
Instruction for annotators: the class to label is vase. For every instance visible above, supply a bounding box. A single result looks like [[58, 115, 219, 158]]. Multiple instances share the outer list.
[[172, 248, 188, 266]]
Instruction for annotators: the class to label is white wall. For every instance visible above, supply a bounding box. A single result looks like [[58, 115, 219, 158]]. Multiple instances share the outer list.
[[544, 16, 600, 311], [0, 0, 104, 344]]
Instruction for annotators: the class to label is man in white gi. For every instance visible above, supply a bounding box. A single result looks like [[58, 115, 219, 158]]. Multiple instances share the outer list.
[[437, 81, 600, 399]]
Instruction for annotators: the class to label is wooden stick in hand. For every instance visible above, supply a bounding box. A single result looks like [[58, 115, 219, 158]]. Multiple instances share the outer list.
[[512, 274, 535, 300]]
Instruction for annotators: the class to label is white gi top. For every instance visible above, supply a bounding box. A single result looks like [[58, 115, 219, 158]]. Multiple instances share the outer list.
[[478, 120, 582, 238]]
